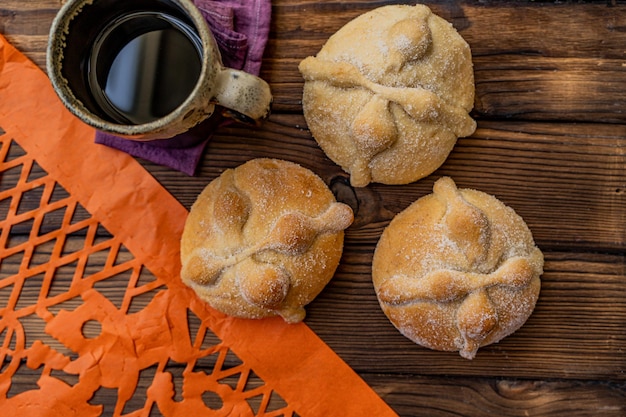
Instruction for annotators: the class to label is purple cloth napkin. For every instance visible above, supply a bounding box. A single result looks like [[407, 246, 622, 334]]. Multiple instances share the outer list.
[[95, 0, 272, 175]]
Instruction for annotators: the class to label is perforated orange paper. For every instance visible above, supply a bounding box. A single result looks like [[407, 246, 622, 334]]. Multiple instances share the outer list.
[[0, 34, 398, 416]]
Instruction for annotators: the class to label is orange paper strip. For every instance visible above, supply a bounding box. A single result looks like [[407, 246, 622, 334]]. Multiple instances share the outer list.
[[0, 34, 398, 416]]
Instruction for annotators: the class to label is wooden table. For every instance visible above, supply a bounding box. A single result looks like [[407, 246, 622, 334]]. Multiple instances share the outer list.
[[2, 0, 625, 415]]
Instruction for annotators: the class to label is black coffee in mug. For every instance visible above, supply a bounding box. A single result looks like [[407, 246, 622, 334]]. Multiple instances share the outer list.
[[88, 11, 203, 125], [48, 0, 272, 140], [57, 0, 203, 125]]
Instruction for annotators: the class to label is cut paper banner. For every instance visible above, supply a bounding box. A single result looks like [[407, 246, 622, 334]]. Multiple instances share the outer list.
[[0, 34, 398, 417]]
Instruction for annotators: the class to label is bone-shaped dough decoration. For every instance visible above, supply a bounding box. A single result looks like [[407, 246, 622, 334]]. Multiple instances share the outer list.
[[299, 5, 476, 187], [180, 158, 354, 323], [372, 177, 543, 359]]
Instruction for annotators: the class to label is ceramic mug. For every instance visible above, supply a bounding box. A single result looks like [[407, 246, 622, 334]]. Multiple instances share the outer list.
[[47, 0, 272, 140]]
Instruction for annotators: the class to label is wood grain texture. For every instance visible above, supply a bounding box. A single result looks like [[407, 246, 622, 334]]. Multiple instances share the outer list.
[[364, 375, 626, 417], [1, 0, 626, 416], [266, 1, 626, 122]]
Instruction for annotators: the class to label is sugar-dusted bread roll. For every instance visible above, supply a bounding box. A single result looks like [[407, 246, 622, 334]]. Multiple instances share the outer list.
[[299, 5, 476, 187], [180, 158, 354, 323], [372, 177, 543, 359]]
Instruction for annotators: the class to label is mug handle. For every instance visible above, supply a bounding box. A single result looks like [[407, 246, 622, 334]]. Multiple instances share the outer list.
[[212, 69, 273, 126]]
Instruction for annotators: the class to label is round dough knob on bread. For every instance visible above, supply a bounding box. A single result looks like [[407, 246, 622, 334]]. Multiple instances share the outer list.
[[299, 5, 476, 187], [180, 158, 354, 323], [372, 177, 543, 359]]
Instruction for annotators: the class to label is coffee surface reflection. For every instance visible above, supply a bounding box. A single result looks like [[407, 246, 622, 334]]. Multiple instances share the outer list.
[[88, 12, 203, 125]]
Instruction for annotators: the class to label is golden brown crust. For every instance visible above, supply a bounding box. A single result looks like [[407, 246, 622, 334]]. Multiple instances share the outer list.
[[372, 177, 543, 359], [299, 5, 476, 187], [180, 158, 354, 323]]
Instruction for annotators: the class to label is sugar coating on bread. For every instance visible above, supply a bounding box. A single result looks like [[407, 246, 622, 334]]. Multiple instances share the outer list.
[[180, 158, 354, 323], [372, 177, 543, 359], [299, 5, 476, 187]]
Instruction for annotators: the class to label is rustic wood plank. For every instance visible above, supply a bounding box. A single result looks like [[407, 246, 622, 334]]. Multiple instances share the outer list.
[[3, 1, 626, 121], [143, 115, 626, 252], [307, 251, 626, 380], [472, 55, 626, 123], [364, 374, 626, 417], [7, 365, 626, 416], [0, 0, 59, 69], [4, 236, 625, 380], [265, 1, 626, 122]]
